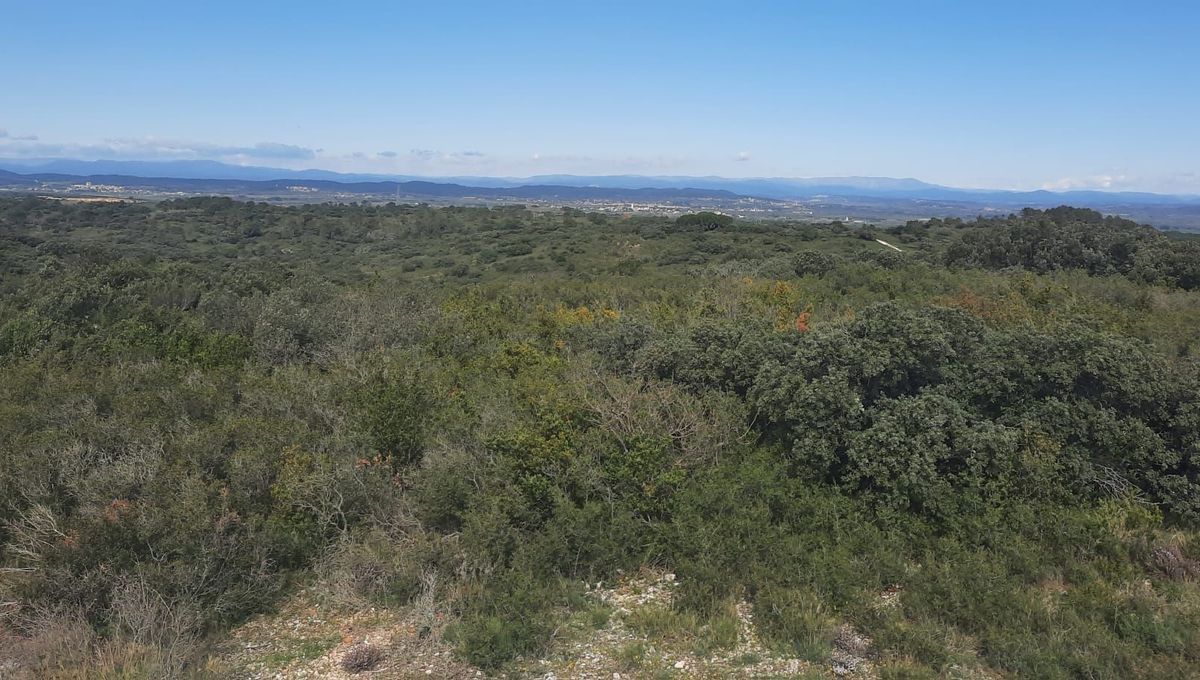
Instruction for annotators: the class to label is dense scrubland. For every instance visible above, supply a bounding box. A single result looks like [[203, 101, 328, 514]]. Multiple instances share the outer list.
[[2, 196, 1200, 678]]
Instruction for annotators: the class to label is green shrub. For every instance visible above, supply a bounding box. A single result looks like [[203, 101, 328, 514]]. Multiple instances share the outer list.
[[350, 363, 434, 468], [4, 198, 1200, 676], [448, 573, 567, 669]]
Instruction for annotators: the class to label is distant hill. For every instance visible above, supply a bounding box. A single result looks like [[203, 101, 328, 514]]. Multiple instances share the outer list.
[[2, 159, 1197, 205], [0, 169, 742, 202], [4, 162, 1200, 230]]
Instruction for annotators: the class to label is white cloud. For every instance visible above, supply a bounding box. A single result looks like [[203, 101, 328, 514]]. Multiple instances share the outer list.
[[1157, 172, 1200, 194], [240, 141, 315, 160], [1040, 174, 1130, 191], [407, 149, 488, 164], [0, 132, 730, 178], [735, 151, 751, 162], [530, 152, 592, 164], [0, 134, 318, 163], [1037, 172, 1200, 195], [520, 152, 697, 175]]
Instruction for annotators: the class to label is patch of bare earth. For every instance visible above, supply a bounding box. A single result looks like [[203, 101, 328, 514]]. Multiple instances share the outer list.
[[204, 586, 480, 679], [208, 572, 884, 678], [516, 570, 873, 679]]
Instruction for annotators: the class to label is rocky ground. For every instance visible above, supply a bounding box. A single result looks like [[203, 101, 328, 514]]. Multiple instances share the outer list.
[[206, 571, 878, 679], [204, 589, 478, 679]]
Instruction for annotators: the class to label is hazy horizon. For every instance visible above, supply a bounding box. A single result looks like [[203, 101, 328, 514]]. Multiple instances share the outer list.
[[5, 157, 1200, 198]]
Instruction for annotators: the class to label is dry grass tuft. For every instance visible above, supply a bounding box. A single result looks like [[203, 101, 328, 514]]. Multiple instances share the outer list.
[[1150, 544, 1200, 581]]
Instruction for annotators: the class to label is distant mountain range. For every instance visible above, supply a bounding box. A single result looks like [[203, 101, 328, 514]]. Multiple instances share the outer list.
[[4, 159, 1200, 231], [0, 167, 742, 203], [2, 158, 1198, 206]]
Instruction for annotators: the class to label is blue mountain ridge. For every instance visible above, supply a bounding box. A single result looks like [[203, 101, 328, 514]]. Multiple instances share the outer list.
[[1, 159, 1197, 206]]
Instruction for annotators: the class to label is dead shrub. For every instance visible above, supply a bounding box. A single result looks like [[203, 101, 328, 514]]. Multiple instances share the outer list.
[[340, 642, 385, 673], [106, 575, 200, 674], [583, 374, 750, 467], [316, 535, 399, 607], [1149, 544, 1200, 580], [0, 586, 199, 679], [0, 606, 99, 679], [315, 528, 449, 608]]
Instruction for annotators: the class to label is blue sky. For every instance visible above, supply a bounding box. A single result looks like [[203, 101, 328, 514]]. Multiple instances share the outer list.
[[1, 1, 1197, 192]]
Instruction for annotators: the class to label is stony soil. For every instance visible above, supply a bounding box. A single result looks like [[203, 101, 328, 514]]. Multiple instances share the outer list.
[[206, 572, 879, 679]]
